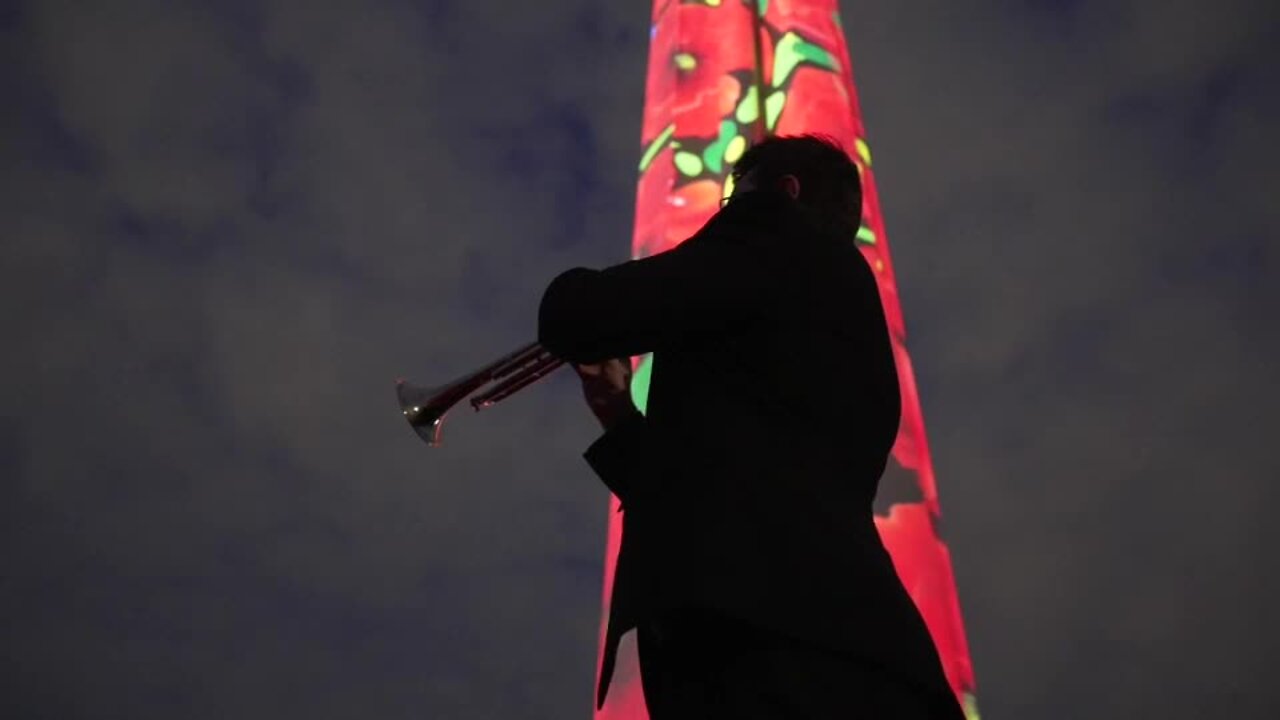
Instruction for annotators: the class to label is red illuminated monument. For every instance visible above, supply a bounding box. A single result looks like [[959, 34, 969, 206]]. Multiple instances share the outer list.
[[597, 2, 978, 717]]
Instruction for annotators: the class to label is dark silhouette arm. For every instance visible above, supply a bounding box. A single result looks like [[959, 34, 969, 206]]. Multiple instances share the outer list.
[[537, 228, 775, 363]]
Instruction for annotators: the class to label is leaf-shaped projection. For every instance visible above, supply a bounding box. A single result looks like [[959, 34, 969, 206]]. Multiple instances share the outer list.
[[702, 119, 740, 174], [675, 150, 704, 176], [639, 124, 676, 172], [735, 85, 760, 124], [855, 137, 872, 167], [772, 30, 841, 87], [765, 90, 786, 130]]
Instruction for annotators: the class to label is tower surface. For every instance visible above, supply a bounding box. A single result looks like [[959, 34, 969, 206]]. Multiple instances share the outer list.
[[596, 2, 978, 717]]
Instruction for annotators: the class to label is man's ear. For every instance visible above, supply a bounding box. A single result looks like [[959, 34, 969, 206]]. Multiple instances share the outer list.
[[777, 174, 800, 200]]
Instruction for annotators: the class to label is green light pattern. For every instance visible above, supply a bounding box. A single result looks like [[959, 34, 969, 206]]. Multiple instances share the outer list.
[[855, 137, 872, 167], [638, 123, 676, 172], [765, 90, 786, 130], [630, 354, 653, 415], [675, 150, 704, 176], [735, 85, 761, 124], [702, 120, 739, 174], [772, 31, 840, 88], [964, 693, 981, 720], [724, 134, 746, 165]]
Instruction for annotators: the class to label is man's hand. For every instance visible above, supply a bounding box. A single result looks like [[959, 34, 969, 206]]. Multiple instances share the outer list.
[[573, 358, 639, 431]]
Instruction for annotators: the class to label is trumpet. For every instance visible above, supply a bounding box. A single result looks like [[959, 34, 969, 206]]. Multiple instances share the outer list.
[[396, 341, 565, 446]]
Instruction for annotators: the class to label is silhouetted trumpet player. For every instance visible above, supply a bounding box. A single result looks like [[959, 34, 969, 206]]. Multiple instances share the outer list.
[[398, 135, 963, 718]]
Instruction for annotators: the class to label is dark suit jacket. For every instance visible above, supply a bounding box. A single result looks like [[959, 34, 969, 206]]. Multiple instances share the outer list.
[[538, 191, 960, 715]]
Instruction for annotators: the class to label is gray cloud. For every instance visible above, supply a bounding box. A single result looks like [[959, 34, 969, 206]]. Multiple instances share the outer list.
[[3, 0, 1277, 718]]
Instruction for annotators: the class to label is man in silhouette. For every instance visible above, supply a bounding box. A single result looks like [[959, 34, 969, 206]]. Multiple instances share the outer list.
[[538, 135, 964, 719]]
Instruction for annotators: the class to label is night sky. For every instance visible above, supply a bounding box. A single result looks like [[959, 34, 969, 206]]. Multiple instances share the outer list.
[[4, 1, 1278, 718]]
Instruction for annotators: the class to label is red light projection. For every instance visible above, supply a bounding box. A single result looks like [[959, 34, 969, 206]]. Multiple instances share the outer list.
[[599, 2, 978, 717]]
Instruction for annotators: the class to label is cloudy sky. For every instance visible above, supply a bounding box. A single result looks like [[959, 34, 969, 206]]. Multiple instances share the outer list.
[[3, 0, 1278, 717]]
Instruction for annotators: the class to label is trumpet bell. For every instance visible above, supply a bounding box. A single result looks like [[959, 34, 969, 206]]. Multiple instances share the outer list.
[[395, 340, 565, 447], [396, 378, 450, 447]]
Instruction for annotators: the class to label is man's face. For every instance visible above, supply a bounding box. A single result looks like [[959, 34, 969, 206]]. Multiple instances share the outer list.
[[731, 169, 859, 234], [731, 168, 762, 196], [732, 168, 798, 200]]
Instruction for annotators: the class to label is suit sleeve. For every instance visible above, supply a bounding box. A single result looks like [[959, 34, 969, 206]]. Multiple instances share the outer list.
[[581, 408, 652, 510], [537, 229, 776, 363]]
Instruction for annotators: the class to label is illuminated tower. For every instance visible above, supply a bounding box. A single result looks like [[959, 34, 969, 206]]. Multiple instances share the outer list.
[[596, 2, 978, 717]]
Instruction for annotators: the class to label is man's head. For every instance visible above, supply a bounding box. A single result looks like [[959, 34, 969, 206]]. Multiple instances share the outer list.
[[729, 134, 863, 240]]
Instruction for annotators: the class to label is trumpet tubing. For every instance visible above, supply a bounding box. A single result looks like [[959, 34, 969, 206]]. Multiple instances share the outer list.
[[395, 341, 566, 447], [471, 352, 565, 409]]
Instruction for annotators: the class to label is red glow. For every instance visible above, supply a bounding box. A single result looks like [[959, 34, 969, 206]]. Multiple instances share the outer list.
[[599, 2, 977, 716]]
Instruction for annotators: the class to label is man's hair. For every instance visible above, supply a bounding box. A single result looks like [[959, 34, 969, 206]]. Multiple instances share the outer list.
[[730, 134, 862, 237]]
